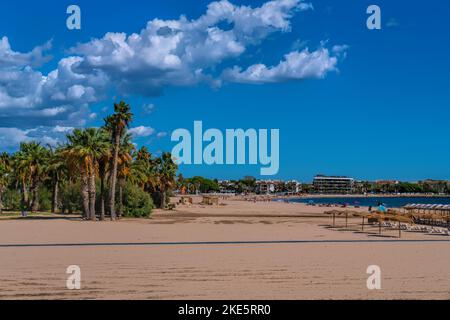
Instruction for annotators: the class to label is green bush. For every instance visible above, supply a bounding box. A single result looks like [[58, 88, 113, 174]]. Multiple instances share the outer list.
[[38, 187, 52, 211], [123, 184, 154, 218], [60, 182, 83, 214], [3, 189, 21, 211]]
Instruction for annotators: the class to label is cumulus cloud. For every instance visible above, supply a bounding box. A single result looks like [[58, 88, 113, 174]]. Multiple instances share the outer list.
[[0, 126, 64, 151], [129, 126, 155, 137], [0, 127, 31, 149], [1, 0, 310, 127], [0, 0, 346, 150], [0, 53, 107, 128], [222, 48, 339, 84], [70, 0, 311, 96], [0, 36, 52, 69]]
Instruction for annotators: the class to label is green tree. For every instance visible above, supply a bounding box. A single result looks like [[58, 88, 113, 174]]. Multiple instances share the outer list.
[[156, 152, 178, 209], [14, 142, 50, 212], [0, 152, 11, 214], [104, 101, 133, 220], [63, 128, 110, 220], [47, 147, 66, 213]]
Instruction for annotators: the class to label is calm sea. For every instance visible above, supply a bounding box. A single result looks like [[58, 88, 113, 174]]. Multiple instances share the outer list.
[[290, 196, 450, 208]]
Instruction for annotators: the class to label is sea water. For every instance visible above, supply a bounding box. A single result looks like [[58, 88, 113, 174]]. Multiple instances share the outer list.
[[291, 196, 450, 208]]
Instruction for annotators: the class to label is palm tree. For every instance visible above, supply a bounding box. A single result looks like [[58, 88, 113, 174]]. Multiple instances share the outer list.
[[117, 133, 134, 218], [0, 152, 11, 214], [104, 101, 133, 220], [14, 142, 49, 212], [156, 152, 178, 209], [63, 128, 110, 220], [97, 129, 112, 221], [47, 147, 66, 213], [133, 146, 158, 192], [129, 149, 150, 190]]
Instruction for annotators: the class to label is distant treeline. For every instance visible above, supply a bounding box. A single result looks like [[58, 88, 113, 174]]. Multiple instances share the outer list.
[[353, 181, 450, 195]]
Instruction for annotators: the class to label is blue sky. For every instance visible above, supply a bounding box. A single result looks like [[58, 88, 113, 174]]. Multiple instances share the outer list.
[[0, 0, 449, 182]]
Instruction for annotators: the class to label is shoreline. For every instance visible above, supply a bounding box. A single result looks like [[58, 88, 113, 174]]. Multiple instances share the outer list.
[[277, 193, 450, 199]]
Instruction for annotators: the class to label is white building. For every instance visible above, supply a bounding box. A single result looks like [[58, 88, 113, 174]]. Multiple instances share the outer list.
[[313, 175, 355, 194]]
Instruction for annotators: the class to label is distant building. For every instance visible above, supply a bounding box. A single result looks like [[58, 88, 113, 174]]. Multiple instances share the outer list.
[[313, 175, 355, 194], [254, 180, 287, 194], [419, 179, 450, 194], [375, 180, 400, 186], [255, 180, 278, 194], [218, 180, 237, 194]]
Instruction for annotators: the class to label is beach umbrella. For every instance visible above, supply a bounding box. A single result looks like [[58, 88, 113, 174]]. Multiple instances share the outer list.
[[338, 210, 355, 228], [325, 210, 341, 227], [338, 210, 362, 229], [366, 213, 385, 235], [383, 214, 413, 238], [352, 211, 373, 231], [338, 210, 350, 228], [420, 213, 443, 224]]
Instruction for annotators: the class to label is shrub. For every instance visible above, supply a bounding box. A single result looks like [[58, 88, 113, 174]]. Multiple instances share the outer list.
[[123, 184, 154, 218], [60, 182, 83, 214], [38, 187, 52, 211], [3, 189, 21, 211]]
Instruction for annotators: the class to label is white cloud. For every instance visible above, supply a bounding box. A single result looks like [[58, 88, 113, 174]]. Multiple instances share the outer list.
[[222, 48, 339, 84], [129, 126, 155, 137], [332, 44, 349, 59], [0, 0, 347, 151], [0, 0, 311, 129], [0, 127, 31, 149], [157, 132, 168, 139], [0, 126, 62, 151], [0, 36, 52, 69], [70, 0, 311, 95], [142, 103, 155, 114], [52, 125, 74, 133]]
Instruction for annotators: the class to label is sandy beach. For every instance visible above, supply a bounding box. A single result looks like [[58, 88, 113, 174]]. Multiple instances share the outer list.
[[0, 197, 449, 300]]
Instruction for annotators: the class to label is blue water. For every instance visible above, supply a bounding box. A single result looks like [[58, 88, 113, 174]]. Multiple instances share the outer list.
[[290, 197, 450, 208]]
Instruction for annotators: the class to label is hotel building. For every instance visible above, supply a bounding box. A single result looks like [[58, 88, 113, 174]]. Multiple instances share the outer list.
[[313, 175, 355, 194]]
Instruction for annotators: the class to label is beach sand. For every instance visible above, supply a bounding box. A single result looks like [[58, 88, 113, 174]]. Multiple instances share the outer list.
[[0, 197, 449, 300]]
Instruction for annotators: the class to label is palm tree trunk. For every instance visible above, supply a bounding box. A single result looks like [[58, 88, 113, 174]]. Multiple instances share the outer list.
[[21, 178, 29, 211], [0, 186, 4, 214], [31, 188, 39, 212], [80, 170, 90, 219], [160, 188, 166, 209], [118, 182, 123, 219], [30, 177, 39, 213], [88, 172, 96, 221], [100, 173, 106, 221], [109, 133, 120, 220], [51, 173, 59, 213]]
